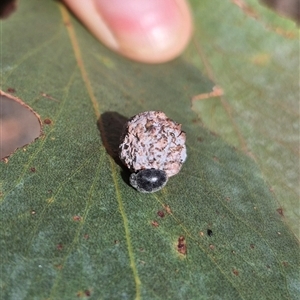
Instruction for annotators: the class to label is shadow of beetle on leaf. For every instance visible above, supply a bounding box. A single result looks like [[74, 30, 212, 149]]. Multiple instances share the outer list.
[[97, 111, 131, 186]]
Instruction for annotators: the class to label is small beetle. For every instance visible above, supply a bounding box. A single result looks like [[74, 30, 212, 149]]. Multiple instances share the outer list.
[[119, 111, 186, 193], [130, 169, 168, 193]]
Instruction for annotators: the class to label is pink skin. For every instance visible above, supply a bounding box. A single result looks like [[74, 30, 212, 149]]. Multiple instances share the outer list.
[[62, 0, 193, 63]]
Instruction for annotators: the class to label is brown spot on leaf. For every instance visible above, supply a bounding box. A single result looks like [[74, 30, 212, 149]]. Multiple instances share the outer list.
[[209, 244, 215, 250], [30, 167, 36, 172], [177, 236, 187, 255], [250, 244, 255, 249], [282, 261, 288, 267], [83, 234, 89, 240], [40, 92, 60, 102], [232, 269, 239, 276], [210, 130, 218, 137], [84, 290, 91, 297], [213, 156, 219, 162], [192, 85, 224, 101], [114, 240, 119, 244], [54, 264, 63, 270], [56, 243, 63, 251], [7, 87, 16, 93], [77, 291, 82, 297], [157, 210, 165, 218], [197, 137, 203, 142], [73, 215, 82, 222], [151, 220, 159, 227], [276, 208, 284, 216], [44, 118, 52, 125], [164, 204, 171, 214]]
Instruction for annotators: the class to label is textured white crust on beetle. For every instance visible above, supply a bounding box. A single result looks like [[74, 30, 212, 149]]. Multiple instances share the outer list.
[[119, 111, 187, 177]]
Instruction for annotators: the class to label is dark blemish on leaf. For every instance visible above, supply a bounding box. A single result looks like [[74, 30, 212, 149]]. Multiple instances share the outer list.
[[0, 0, 17, 19], [139, 248, 144, 252], [48, 190, 53, 194], [177, 236, 187, 255], [276, 208, 284, 216], [114, 240, 119, 244], [30, 167, 36, 172], [151, 220, 159, 227], [225, 197, 231, 202], [84, 290, 91, 297], [250, 244, 255, 249], [232, 250, 236, 255], [282, 261, 288, 267], [40, 93, 60, 102], [83, 234, 89, 240], [197, 137, 203, 142], [55, 264, 63, 270], [157, 210, 165, 218], [164, 204, 171, 214], [232, 269, 239, 276], [7, 87, 16, 93], [207, 229, 213, 237], [266, 265, 271, 269], [210, 130, 218, 137], [56, 243, 63, 251], [44, 118, 52, 125], [209, 244, 215, 250], [73, 215, 82, 221]]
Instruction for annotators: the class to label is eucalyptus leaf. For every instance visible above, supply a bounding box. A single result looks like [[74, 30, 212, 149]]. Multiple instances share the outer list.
[[0, 0, 299, 299]]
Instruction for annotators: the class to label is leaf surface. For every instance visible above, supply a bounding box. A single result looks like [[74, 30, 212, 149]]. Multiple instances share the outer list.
[[0, 1, 299, 299]]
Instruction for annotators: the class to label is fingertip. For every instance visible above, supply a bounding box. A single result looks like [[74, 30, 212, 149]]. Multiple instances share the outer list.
[[63, 0, 193, 63]]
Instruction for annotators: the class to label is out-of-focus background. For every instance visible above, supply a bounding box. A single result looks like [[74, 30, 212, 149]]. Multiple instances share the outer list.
[[262, 0, 300, 24]]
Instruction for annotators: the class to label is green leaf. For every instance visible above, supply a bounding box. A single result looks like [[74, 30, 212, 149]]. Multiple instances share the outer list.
[[1, 1, 299, 299], [184, 0, 299, 238]]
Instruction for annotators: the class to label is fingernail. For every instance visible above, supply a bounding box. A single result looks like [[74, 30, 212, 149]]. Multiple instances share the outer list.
[[94, 0, 193, 63]]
